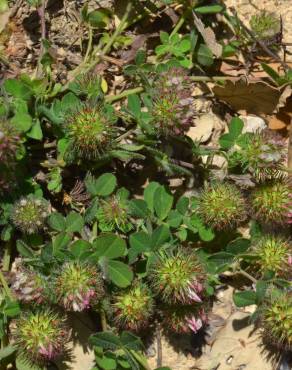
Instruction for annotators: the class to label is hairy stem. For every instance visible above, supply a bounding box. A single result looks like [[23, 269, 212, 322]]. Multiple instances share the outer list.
[[156, 323, 162, 367], [36, 0, 47, 77], [238, 269, 257, 284], [100, 309, 107, 331], [83, 26, 93, 65]]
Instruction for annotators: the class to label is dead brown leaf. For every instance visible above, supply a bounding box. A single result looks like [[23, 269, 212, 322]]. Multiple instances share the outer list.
[[212, 79, 289, 115], [268, 95, 292, 130], [192, 11, 222, 58]]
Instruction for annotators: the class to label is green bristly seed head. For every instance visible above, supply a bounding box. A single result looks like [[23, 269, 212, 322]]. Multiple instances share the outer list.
[[199, 182, 247, 230], [149, 249, 205, 305], [12, 310, 69, 364], [55, 262, 104, 312], [251, 180, 292, 224], [65, 105, 115, 160], [250, 12, 281, 40], [11, 197, 49, 234], [96, 195, 133, 233], [113, 283, 154, 331], [262, 291, 292, 350], [252, 235, 291, 276]]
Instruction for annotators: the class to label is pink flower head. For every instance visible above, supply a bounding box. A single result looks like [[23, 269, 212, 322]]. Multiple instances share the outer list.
[[39, 343, 55, 360], [187, 317, 203, 333], [187, 288, 202, 303], [288, 255, 292, 266]]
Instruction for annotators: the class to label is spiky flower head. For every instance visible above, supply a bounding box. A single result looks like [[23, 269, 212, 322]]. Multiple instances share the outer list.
[[65, 104, 116, 160], [11, 196, 50, 234], [55, 261, 104, 312], [161, 305, 207, 334], [149, 248, 206, 305], [149, 67, 195, 136], [250, 11, 281, 41], [199, 182, 247, 230], [113, 283, 154, 331], [229, 130, 286, 181], [251, 179, 292, 224], [261, 291, 292, 351], [11, 310, 69, 364], [0, 120, 21, 162], [96, 194, 133, 233], [10, 259, 46, 304], [251, 236, 292, 277], [72, 72, 102, 99]]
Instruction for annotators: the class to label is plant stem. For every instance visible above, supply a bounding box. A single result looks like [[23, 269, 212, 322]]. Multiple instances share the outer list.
[[105, 87, 144, 103], [83, 26, 93, 65], [170, 10, 189, 37], [100, 308, 107, 331], [0, 270, 13, 301], [156, 323, 162, 368], [2, 241, 11, 272], [36, 0, 47, 77], [239, 269, 257, 284]]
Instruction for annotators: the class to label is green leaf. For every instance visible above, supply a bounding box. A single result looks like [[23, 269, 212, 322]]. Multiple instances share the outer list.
[[65, 212, 84, 233], [176, 196, 189, 215], [135, 49, 146, 65], [0, 345, 16, 361], [93, 234, 126, 259], [88, 9, 110, 28], [4, 300, 20, 317], [52, 232, 71, 254], [127, 94, 141, 117], [90, 331, 121, 350], [96, 356, 117, 370], [85, 173, 117, 197], [194, 5, 223, 14], [167, 210, 182, 228], [256, 280, 268, 303], [261, 63, 281, 85], [144, 182, 160, 213], [129, 232, 151, 263], [11, 111, 33, 132], [228, 117, 244, 139], [178, 38, 191, 52], [120, 332, 143, 351], [107, 260, 133, 287], [70, 240, 91, 259], [47, 212, 66, 232], [153, 186, 173, 220], [160, 31, 169, 44], [197, 44, 213, 66], [128, 199, 149, 218], [27, 120, 43, 140], [16, 240, 34, 258], [151, 225, 171, 249], [233, 291, 257, 307], [226, 238, 251, 255], [4, 79, 32, 100]]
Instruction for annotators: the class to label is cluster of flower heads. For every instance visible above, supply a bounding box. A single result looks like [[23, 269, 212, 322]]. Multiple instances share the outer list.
[[260, 290, 292, 351], [10, 259, 45, 304], [148, 248, 208, 334], [113, 283, 154, 331], [96, 193, 133, 233], [65, 104, 116, 160], [54, 262, 104, 312], [149, 67, 196, 136], [199, 182, 247, 230], [11, 310, 69, 364], [230, 129, 287, 181], [251, 178, 292, 225], [11, 196, 50, 234], [249, 236, 292, 278]]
